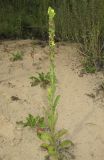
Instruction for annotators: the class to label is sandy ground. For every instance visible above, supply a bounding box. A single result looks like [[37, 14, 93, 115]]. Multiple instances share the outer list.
[[0, 40, 104, 160]]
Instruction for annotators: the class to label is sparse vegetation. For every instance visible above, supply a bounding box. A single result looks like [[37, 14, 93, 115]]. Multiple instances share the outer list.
[[10, 51, 23, 61], [82, 58, 96, 73], [80, 22, 104, 72], [1, 1, 104, 160], [17, 114, 46, 129], [30, 72, 51, 88], [18, 7, 73, 160]]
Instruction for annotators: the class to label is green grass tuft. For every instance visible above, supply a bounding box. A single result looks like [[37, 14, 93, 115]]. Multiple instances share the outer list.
[[10, 51, 24, 61]]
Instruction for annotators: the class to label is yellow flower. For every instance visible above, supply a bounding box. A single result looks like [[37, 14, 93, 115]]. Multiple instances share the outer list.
[[48, 7, 55, 18], [51, 41, 55, 47]]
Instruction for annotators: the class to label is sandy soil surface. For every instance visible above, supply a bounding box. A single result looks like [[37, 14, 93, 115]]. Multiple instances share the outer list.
[[0, 40, 104, 160]]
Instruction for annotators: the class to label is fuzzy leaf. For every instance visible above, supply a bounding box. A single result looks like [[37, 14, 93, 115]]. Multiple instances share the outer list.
[[40, 132, 52, 143], [48, 112, 58, 130], [41, 143, 49, 150], [60, 140, 73, 148], [48, 146, 56, 156], [38, 117, 46, 129], [53, 95, 60, 111], [55, 129, 68, 139]]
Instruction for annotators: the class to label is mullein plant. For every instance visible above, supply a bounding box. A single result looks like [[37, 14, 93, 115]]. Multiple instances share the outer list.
[[38, 7, 73, 160], [18, 6, 73, 160]]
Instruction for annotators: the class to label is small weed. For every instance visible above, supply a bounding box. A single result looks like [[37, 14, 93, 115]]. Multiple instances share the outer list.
[[17, 114, 46, 129], [82, 58, 96, 73], [10, 51, 23, 61], [83, 64, 96, 73], [30, 72, 51, 88]]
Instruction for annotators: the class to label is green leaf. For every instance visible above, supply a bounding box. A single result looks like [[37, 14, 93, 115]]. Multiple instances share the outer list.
[[55, 129, 68, 139], [60, 140, 73, 149], [41, 143, 49, 150], [35, 116, 40, 123], [48, 146, 56, 156], [39, 72, 44, 81], [48, 112, 58, 131], [53, 95, 60, 111], [23, 114, 36, 128], [38, 117, 46, 129], [40, 132, 52, 143]]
